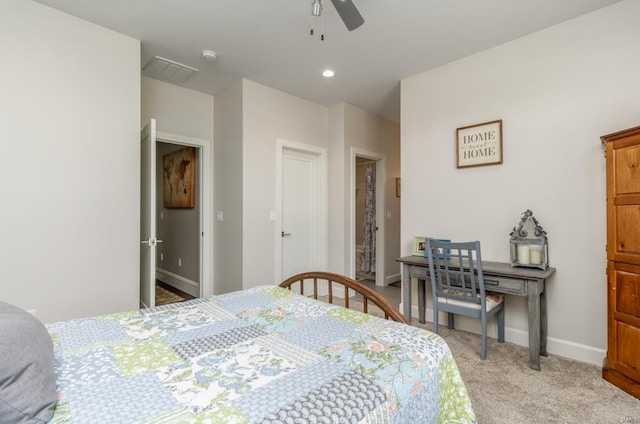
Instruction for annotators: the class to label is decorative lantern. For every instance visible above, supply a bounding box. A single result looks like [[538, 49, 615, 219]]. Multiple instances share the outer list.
[[510, 209, 548, 270]]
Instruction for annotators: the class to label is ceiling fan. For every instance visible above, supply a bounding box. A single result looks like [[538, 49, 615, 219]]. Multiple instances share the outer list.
[[311, 0, 364, 31]]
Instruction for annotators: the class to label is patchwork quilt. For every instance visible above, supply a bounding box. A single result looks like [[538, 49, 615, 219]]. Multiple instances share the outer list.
[[47, 286, 476, 423]]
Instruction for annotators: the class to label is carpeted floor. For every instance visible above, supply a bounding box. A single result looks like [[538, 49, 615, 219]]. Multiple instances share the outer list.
[[424, 325, 640, 424], [325, 296, 640, 423]]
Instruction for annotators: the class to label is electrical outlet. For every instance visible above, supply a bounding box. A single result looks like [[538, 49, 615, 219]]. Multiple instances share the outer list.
[[160, 253, 164, 261], [217, 211, 224, 221], [178, 258, 182, 267]]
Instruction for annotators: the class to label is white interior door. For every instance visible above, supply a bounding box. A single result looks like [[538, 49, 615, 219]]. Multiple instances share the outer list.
[[140, 119, 157, 308], [281, 149, 319, 279]]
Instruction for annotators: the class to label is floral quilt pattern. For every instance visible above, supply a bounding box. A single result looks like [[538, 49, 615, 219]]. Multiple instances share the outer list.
[[47, 286, 476, 423]]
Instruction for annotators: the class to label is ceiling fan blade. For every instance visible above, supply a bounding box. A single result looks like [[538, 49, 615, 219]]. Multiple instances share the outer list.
[[330, 0, 364, 31]]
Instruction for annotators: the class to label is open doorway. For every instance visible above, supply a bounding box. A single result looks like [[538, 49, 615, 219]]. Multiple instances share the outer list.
[[140, 121, 212, 308], [154, 141, 201, 304], [351, 149, 385, 287], [355, 157, 377, 282]]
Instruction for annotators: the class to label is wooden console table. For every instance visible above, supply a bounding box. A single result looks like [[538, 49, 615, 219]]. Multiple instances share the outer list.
[[396, 255, 556, 370]]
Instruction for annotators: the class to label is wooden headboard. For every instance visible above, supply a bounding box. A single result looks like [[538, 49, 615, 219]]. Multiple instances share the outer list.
[[279, 271, 408, 324]]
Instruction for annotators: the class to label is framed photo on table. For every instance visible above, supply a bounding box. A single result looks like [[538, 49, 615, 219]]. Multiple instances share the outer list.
[[413, 237, 452, 257], [412, 237, 427, 256], [456, 119, 502, 168]]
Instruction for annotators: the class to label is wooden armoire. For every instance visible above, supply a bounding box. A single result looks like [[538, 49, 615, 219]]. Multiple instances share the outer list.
[[601, 126, 640, 399]]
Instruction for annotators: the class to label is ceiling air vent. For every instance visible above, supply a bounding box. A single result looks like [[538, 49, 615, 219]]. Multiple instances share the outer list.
[[142, 56, 198, 83]]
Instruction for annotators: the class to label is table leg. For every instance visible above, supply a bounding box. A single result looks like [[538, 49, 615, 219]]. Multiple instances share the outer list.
[[540, 284, 548, 356], [527, 282, 541, 371], [418, 278, 425, 324], [402, 263, 412, 321]]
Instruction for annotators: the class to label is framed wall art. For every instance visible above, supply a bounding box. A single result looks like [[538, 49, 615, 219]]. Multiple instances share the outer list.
[[456, 119, 503, 168], [163, 147, 196, 208]]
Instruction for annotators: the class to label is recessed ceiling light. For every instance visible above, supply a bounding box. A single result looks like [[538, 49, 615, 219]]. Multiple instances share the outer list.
[[201, 50, 217, 62], [322, 69, 335, 78]]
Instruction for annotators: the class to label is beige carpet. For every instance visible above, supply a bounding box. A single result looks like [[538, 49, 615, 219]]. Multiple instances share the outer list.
[[427, 325, 640, 424], [321, 296, 640, 423]]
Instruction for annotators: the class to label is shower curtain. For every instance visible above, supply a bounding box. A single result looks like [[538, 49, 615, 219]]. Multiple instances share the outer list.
[[360, 163, 376, 275]]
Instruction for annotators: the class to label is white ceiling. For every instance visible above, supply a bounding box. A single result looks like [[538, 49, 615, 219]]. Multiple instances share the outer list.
[[34, 0, 621, 123]]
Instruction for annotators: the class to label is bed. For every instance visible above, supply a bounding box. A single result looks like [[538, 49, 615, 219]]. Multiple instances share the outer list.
[[1, 272, 476, 424]]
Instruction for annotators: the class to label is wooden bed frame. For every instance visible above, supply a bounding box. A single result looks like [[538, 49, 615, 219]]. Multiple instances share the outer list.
[[279, 271, 409, 324]]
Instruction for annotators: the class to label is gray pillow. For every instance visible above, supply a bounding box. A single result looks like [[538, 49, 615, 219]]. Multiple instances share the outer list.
[[0, 301, 57, 423]]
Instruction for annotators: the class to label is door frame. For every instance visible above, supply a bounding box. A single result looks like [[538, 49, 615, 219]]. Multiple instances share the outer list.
[[275, 139, 328, 282], [155, 131, 213, 298], [350, 147, 386, 286]]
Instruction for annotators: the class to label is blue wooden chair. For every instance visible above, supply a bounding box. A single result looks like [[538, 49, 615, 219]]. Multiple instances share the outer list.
[[425, 239, 505, 359]]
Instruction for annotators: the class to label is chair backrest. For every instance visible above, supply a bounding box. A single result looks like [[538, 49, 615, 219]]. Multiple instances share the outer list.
[[425, 239, 486, 307]]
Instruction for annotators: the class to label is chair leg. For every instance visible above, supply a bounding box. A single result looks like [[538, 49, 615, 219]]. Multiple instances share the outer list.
[[447, 312, 455, 330], [480, 315, 487, 360], [498, 307, 505, 343]]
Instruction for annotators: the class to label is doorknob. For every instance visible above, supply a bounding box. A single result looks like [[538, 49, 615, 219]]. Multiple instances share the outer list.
[[281, 231, 292, 237], [141, 238, 164, 246]]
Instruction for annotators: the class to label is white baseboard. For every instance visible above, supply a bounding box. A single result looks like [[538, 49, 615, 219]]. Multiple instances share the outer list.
[[385, 273, 401, 285], [400, 303, 606, 367], [156, 269, 199, 298]]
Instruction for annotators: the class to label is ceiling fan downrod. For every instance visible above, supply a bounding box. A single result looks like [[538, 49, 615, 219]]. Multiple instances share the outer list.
[[310, 0, 363, 38], [310, 0, 325, 40]]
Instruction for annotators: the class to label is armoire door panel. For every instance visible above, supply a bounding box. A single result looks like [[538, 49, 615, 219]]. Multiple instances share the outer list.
[[614, 321, 640, 382], [614, 268, 640, 320], [614, 205, 640, 257], [613, 144, 640, 195]]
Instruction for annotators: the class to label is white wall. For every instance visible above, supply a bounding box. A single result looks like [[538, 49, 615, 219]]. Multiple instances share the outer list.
[[213, 80, 244, 294], [241, 80, 330, 288], [343, 104, 401, 283], [328, 104, 347, 273], [234, 81, 400, 290], [401, 0, 640, 364], [141, 76, 214, 142], [0, 0, 140, 322]]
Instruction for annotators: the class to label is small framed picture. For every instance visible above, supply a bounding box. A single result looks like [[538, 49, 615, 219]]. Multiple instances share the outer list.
[[413, 237, 452, 257], [412, 237, 427, 256]]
